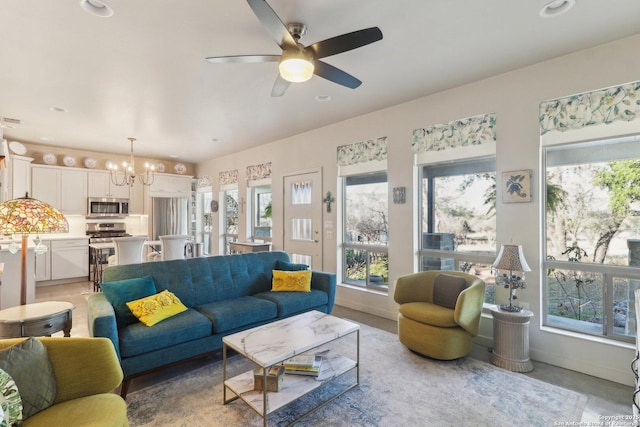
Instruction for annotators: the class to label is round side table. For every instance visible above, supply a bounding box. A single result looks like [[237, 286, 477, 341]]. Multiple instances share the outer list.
[[0, 301, 75, 338], [489, 306, 534, 372]]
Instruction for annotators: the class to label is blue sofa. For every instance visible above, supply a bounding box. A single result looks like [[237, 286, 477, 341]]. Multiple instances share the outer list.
[[87, 251, 336, 397]]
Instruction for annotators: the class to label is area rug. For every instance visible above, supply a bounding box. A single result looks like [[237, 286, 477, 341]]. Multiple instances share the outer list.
[[126, 323, 587, 426]]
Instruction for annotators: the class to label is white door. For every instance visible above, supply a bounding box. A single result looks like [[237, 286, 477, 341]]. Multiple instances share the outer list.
[[283, 170, 322, 269]]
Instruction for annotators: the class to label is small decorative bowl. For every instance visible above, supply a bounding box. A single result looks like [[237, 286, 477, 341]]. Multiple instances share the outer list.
[[63, 155, 76, 167], [174, 163, 186, 174], [84, 157, 97, 169], [43, 153, 57, 165]]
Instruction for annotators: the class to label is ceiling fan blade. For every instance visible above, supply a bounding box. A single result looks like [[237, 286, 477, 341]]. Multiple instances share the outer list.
[[247, 0, 297, 50], [206, 55, 280, 64], [306, 27, 383, 59], [313, 60, 362, 89], [271, 74, 291, 97]]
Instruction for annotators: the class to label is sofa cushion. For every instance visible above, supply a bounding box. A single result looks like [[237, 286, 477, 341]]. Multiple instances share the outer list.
[[196, 296, 277, 334], [119, 308, 212, 358], [126, 290, 188, 327], [433, 274, 467, 309], [254, 290, 329, 317], [399, 302, 458, 328], [101, 275, 157, 328], [0, 337, 56, 419], [272, 270, 312, 292], [274, 260, 309, 271]]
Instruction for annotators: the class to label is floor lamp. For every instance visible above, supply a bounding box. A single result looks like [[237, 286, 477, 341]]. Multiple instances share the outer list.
[[0, 194, 68, 305]]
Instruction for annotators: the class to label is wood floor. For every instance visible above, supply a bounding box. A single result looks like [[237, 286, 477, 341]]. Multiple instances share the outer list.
[[36, 281, 633, 421]]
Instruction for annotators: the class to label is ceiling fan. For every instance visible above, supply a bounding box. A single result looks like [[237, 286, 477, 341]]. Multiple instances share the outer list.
[[206, 0, 383, 97]]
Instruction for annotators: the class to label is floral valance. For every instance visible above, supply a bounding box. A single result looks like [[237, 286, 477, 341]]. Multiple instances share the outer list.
[[246, 162, 271, 181], [196, 175, 212, 188], [337, 137, 387, 167], [219, 169, 237, 186], [540, 80, 640, 135], [412, 113, 496, 154]]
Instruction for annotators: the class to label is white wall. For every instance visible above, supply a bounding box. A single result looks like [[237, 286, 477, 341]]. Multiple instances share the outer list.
[[197, 34, 640, 385]]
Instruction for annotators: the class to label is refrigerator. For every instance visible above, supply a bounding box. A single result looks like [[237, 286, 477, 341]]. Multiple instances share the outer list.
[[151, 197, 189, 240]]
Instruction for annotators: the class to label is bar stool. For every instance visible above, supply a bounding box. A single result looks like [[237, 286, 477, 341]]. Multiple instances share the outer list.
[[160, 235, 189, 260], [108, 236, 147, 266]]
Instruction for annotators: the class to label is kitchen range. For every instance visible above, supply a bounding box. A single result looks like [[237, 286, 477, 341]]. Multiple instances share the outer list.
[[86, 222, 131, 289]]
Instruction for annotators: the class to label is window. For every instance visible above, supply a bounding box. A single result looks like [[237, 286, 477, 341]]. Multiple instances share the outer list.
[[419, 158, 497, 303], [222, 189, 239, 254], [342, 172, 389, 290], [249, 184, 272, 242], [543, 135, 640, 342], [197, 190, 213, 255]]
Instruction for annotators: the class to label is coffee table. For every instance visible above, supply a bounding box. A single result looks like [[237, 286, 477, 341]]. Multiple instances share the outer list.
[[222, 310, 360, 426]]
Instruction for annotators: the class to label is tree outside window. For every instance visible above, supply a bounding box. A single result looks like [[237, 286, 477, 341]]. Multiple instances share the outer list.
[[343, 172, 389, 290], [419, 158, 497, 304], [544, 136, 640, 342]]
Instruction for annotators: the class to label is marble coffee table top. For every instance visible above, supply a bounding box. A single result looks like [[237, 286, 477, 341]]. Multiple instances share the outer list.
[[223, 310, 359, 368]]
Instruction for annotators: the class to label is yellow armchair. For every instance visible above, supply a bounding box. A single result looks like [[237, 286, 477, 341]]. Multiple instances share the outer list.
[[0, 337, 128, 427], [394, 271, 485, 360]]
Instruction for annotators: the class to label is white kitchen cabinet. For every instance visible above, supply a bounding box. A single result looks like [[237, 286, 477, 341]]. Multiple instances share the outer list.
[[9, 155, 33, 199], [31, 165, 88, 214], [148, 173, 193, 198], [50, 239, 89, 280], [0, 247, 35, 308], [129, 177, 146, 214], [34, 240, 51, 281], [87, 170, 130, 199]]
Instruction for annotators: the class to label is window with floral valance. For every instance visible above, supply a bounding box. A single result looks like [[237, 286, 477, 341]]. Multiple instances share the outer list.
[[337, 137, 387, 176], [412, 113, 496, 165]]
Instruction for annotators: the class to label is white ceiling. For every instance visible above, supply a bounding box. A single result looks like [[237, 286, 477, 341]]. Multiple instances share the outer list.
[[2, 0, 640, 163]]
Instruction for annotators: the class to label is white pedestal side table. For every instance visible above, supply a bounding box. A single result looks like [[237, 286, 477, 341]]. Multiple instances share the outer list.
[[489, 306, 534, 372]]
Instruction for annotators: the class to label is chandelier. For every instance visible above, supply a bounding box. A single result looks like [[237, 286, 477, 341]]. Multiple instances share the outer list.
[[109, 137, 155, 187]]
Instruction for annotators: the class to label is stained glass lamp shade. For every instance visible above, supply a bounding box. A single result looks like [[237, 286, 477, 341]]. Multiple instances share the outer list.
[[0, 194, 69, 305]]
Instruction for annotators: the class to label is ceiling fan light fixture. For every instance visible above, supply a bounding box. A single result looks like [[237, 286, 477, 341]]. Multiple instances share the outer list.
[[279, 55, 314, 83], [539, 0, 576, 17]]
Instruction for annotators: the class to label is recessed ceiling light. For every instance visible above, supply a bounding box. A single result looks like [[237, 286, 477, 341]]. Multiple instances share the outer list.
[[41, 137, 52, 141], [49, 106, 67, 113], [315, 95, 332, 102], [539, 0, 576, 17], [79, 0, 114, 18], [211, 138, 219, 142]]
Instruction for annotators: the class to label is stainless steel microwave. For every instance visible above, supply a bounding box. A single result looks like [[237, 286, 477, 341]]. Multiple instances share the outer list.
[[87, 198, 129, 218]]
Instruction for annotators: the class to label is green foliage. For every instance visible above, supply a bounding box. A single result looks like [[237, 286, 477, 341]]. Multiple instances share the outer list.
[[594, 160, 640, 217], [545, 179, 567, 215]]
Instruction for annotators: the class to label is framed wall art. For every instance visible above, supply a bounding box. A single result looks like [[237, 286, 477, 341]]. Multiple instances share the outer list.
[[502, 169, 531, 203]]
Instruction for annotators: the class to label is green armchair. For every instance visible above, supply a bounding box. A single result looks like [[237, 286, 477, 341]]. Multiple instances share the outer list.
[[393, 271, 485, 360], [0, 337, 128, 427]]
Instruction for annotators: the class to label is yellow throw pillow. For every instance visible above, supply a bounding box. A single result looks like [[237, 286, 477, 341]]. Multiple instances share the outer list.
[[126, 290, 188, 326], [272, 270, 312, 292]]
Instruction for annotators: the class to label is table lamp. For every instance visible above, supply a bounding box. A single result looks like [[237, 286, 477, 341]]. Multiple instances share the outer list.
[[0, 193, 68, 305], [493, 244, 531, 312]]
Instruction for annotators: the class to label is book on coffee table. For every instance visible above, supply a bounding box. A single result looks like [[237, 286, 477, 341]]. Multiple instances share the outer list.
[[283, 354, 323, 376]]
